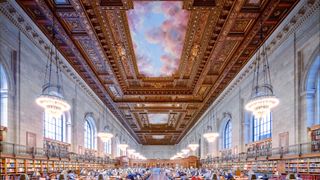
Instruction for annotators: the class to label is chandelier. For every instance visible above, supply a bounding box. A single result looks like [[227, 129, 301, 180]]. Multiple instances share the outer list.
[[118, 143, 128, 151], [203, 131, 219, 143], [97, 131, 113, 143], [245, 22, 279, 118], [188, 143, 199, 151], [127, 149, 135, 155], [203, 118, 219, 143], [97, 125, 113, 142], [181, 149, 190, 155], [177, 152, 183, 157], [36, 18, 70, 117]]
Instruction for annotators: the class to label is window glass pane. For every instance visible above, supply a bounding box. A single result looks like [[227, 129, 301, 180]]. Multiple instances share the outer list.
[[105, 139, 112, 154], [253, 113, 272, 141], [224, 120, 232, 149], [84, 119, 96, 149], [44, 113, 66, 142], [0, 65, 8, 127]]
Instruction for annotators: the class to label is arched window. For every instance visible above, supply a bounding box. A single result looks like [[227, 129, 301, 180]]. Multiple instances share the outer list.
[[84, 116, 97, 149], [0, 64, 8, 127], [305, 55, 320, 126], [317, 70, 320, 123], [105, 139, 112, 155], [224, 120, 232, 149], [44, 112, 67, 142], [253, 113, 272, 141]]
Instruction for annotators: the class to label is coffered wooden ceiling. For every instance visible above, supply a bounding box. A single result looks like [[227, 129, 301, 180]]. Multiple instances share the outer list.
[[17, 0, 298, 145]]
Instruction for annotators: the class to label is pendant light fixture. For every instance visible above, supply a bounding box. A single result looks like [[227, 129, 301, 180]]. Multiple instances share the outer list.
[[97, 125, 114, 142], [245, 20, 279, 118], [203, 110, 219, 142], [188, 135, 199, 151], [127, 149, 136, 155], [36, 17, 70, 117], [181, 148, 190, 155], [118, 136, 128, 151]]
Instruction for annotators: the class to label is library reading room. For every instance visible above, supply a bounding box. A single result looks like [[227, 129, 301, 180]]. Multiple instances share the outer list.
[[0, 0, 319, 179]]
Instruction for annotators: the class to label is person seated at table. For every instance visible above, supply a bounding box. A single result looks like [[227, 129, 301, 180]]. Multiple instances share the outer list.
[[250, 174, 257, 180], [226, 173, 234, 180], [97, 174, 104, 180], [286, 173, 296, 179], [211, 174, 218, 180], [19, 174, 29, 180], [67, 170, 76, 180], [203, 170, 211, 180], [261, 174, 269, 180]]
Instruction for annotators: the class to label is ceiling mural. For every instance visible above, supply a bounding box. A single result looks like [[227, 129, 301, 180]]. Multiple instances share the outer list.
[[148, 113, 169, 124], [127, 1, 189, 77], [17, 0, 299, 145]]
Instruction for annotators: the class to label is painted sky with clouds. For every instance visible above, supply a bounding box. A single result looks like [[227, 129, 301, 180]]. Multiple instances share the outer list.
[[148, 113, 168, 124], [127, 1, 189, 77]]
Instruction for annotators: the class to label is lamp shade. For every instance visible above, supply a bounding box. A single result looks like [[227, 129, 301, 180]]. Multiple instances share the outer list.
[[97, 132, 113, 142], [36, 93, 70, 118], [118, 144, 128, 151], [203, 132, 219, 142], [188, 143, 199, 151]]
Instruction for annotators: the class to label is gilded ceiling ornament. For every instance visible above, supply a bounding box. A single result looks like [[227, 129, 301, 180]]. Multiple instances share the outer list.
[[117, 43, 126, 57], [191, 44, 200, 57]]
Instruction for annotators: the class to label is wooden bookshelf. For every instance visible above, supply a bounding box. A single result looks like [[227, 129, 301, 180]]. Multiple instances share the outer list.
[[310, 125, 320, 152], [0, 157, 115, 178]]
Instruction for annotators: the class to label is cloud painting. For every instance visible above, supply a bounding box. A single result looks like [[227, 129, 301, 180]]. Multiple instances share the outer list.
[[148, 113, 169, 124], [127, 1, 189, 77]]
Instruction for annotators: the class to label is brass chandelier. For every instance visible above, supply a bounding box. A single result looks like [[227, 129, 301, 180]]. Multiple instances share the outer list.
[[36, 18, 70, 117], [245, 21, 279, 118]]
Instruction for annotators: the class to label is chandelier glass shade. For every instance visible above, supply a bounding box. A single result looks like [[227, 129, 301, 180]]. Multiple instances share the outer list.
[[170, 155, 177, 160], [245, 40, 279, 117], [36, 18, 70, 117], [181, 149, 190, 155], [118, 144, 128, 151], [97, 132, 113, 142], [127, 149, 136, 154], [177, 152, 183, 157], [188, 143, 199, 151], [245, 94, 279, 118], [36, 93, 70, 117], [203, 132, 219, 143]]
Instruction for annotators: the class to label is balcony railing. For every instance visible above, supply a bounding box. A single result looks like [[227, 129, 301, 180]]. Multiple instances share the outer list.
[[0, 141, 116, 164], [201, 141, 319, 164]]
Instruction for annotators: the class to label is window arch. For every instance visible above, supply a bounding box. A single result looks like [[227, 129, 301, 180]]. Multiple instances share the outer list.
[[305, 54, 320, 126], [0, 64, 8, 127], [84, 115, 97, 149], [105, 138, 112, 155], [252, 113, 272, 141], [224, 120, 232, 149]]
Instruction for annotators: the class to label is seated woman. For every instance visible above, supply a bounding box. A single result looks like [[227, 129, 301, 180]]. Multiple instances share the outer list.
[[212, 174, 218, 180], [19, 174, 29, 180], [97, 174, 104, 180], [250, 174, 257, 180]]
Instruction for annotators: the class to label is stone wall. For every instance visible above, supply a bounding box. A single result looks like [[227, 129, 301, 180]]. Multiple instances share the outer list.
[[178, 0, 320, 159]]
